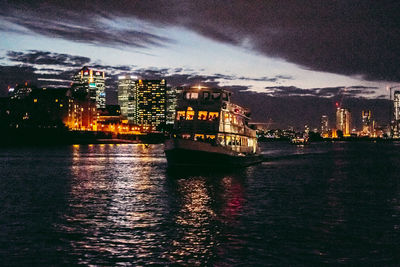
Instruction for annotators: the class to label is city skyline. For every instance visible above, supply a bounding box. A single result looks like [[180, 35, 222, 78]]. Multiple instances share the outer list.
[[1, 1, 400, 128]]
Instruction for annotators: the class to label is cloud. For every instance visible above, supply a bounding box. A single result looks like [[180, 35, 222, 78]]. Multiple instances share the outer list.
[[7, 50, 91, 67], [1, 1, 399, 82]]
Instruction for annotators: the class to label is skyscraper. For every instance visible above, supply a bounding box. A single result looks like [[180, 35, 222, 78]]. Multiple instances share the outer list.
[[71, 66, 106, 109], [166, 87, 182, 126], [361, 110, 372, 136], [336, 108, 351, 137], [117, 75, 135, 121], [320, 115, 329, 137], [67, 66, 105, 131], [392, 90, 400, 138], [133, 79, 166, 131]]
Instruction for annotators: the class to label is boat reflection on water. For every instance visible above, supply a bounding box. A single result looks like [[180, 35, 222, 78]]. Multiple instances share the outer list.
[[165, 168, 251, 265]]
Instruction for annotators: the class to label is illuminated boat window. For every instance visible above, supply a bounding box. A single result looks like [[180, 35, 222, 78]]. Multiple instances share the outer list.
[[198, 111, 208, 120], [182, 134, 191, 139], [185, 92, 199, 99], [186, 108, 195, 120], [195, 134, 205, 141], [206, 135, 215, 140], [208, 112, 219, 121], [176, 110, 186, 120]]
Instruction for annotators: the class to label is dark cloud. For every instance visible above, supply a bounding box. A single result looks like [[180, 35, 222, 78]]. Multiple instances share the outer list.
[[263, 85, 379, 98], [0, 65, 38, 96], [1, 1, 399, 81], [7, 50, 91, 67]]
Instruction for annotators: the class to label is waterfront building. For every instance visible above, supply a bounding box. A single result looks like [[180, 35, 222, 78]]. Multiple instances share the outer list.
[[71, 66, 106, 109], [336, 108, 351, 137], [166, 87, 182, 126], [392, 90, 400, 138], [117, 75, 136, 121], [361, 110, 372, 136], [132, 79, 167, 132], [320, 115, 329, 137]]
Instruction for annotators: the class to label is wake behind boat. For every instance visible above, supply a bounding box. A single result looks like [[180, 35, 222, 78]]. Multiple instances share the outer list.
[[164, 86, 262, 168]]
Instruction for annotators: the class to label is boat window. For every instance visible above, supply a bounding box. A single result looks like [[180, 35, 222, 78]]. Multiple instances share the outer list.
[[222, 92, 229, 101], [182, 134, 191, 139], [195, 134, 204, 141], [186, 109, 195, 120], [206, 135, 215, 140], [203, 92, 210, 100], [224, 112, 230, 123], [185, 92, 198, 99], [218, 134, 225, 146], [212, 93, 221, 100], [176, 111, 186, 120], [208, 112, 219, 121], [198, 111, 208, 120]]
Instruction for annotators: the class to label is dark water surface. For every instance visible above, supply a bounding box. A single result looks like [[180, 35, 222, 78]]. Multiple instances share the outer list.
[[0, 142, 399, 265]]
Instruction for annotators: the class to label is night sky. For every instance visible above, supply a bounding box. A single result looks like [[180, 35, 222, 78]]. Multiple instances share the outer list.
[[1, 1, 399, 129]]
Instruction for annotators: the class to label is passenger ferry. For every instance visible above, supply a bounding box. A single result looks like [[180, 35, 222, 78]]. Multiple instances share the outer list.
[[164, 86, 263, 168]]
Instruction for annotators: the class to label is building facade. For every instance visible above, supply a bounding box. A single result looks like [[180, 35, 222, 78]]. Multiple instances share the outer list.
[[336, 108, 351, 137], [392, 91, 400, 138], [320, 115, 329, 137], [361, 110, 372, 136], [71, 66, 106, 109], [117, 75, 135, 121]]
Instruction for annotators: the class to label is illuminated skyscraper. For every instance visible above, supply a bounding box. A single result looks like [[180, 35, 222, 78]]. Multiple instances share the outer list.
[[392, 90, 400, 138], [71, 66, 106, 108], [320, 115, 329, 137], [67, 66, 105, 131], [361, 110, 372, 136], [166, 87, 182, 126], [336, 108, 351, 137], [132, 79, 167, 131], [117, 75, 136, 121]]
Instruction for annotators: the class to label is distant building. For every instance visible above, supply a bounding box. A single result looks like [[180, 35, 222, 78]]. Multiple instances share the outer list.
[[361, 110, 372, 136], [336, 108, 351, 137], [68, 66, 105, 131], [392, 90, 400, 138], [132, 79, 167, 131], [71, 66, 106, 109], [320, 115, 329, 137], [117, 75, 136, 121], [166, 87, 182, 126], [7, 84, 69, 128]]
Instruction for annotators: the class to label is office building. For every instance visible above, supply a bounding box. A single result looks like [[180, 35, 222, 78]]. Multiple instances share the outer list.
[[132, 79, 167, 131], [336, 108, 351, 137], [71, 66, 106, 108], [166, 87, 182, 126], [117, 75, 136, 120], [392, 90, 400, 138], [320, 115, 329, 137], [361, 110, 372, 136]]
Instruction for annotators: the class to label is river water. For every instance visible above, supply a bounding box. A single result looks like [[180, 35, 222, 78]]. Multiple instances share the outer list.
[[0, 142, 399, 265]]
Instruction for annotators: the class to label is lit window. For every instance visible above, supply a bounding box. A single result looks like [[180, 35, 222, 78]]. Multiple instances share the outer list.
[[208, 112, 219, 121], [33, 99, 37, 103], [186, 109, 195, 120], [195, 134, 204, 141], [212, 93, 221, 100], [198, 111, 208, 120], [176, 111, 186, 120]]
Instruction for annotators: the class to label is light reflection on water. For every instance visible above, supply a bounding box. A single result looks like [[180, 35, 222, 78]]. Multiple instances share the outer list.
[[0, 142, 399, 265]]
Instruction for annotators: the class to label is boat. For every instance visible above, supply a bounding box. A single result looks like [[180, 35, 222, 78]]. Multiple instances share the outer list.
[[164, 86, 263, 168]]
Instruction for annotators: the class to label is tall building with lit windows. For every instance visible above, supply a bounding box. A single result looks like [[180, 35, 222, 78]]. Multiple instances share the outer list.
[[361, 110, 372, 136], [72, 66, 106, 108], [117, 75, 136, 121], [336, 108, 351, 137], [132, 79, 167, 131], [320, 115, 329, 137], [392, 90, 400, 138], [67, 66, 105, 131]]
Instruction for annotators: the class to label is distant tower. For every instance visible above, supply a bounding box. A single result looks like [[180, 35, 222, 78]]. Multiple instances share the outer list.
[[166, 87, 181, 126], [72, 66, 106, 108], [336, 108, 351, 137], [392, 91, 400, 138], [133, 79, 167, 132], [320, 115, 329, 137], [361, 110, 372, 136], [117, 75, 136, 122]]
